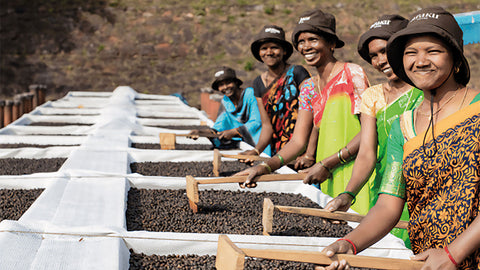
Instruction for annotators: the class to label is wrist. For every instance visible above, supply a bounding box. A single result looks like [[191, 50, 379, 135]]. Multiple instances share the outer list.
[[444, 246, 459, 267], [339, 191, 356, 205], [337, 238, 357, 255]]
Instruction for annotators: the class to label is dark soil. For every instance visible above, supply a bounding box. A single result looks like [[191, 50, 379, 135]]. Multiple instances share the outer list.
[[126, 188, 353, 237], [129, 252, 316, 270], [129, 161, 255, 177], [28, 122, 92, 126], [0, 158, 67, 175], [0, 189, 44, 222], [0, 143, 79, 148], [131, 143, 212, 151]]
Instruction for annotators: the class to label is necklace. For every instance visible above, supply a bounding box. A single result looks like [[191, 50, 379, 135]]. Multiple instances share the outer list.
[[416, 87, 461, 118], [316, 61, 339, 93]]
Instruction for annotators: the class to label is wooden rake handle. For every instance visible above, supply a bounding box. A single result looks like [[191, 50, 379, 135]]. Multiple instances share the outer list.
[[220, 153, 270, 161], [197, 173, 307, 185], [275, 205, 408, 229], [216, 235, 423, 270]]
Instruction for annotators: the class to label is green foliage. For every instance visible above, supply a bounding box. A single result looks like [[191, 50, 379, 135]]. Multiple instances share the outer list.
[[97, 44, 105, 53], [243, 60, 254, 71], [264, 6, 274, 15]]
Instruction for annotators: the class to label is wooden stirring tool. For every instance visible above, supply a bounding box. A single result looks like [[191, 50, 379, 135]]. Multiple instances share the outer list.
[[159, 131, 220, 150], [215, 235, 423, 270], [212, 149, 271, 176], [186, 173, 306, 213], [262, 198, 408, 235]]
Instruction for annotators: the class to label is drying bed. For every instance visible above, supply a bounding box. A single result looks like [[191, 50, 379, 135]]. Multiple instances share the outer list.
[[130, 143, 213, 151], [126, 188, 353, 237], [0, 189, 44, 222], [0, 144, 80, 148], [0, 158, 67, 175], [129, 161, 255, 177]]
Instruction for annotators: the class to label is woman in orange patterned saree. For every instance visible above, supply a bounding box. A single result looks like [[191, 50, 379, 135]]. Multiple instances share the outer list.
[[319, 7, 480, 270]]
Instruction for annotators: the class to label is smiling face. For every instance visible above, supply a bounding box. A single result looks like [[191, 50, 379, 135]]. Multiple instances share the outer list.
[[368, 38, 398, 81], [259, 41, 286, 67], [403, 35, 455, 91], [217, 79, 238, 97], [296, 32, 335, 67]]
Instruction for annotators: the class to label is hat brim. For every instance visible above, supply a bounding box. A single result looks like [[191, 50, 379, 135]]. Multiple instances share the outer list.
[[292, 24, 345, 50], [211, 78, 243, 91], [250, 38, 294, 63], [387, 25, 470, 87]]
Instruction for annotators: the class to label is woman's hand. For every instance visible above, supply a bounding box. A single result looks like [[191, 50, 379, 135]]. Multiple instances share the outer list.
[[300, 162, 331, 185], [218, 128, 239, 140], [314, 240, 355, 270], [234, 164, 270, 188], [237, 149, 259, 165], [411, 248, 458, 270], [187, 128, 216, 140], [294, 154, 316, 170], [325, 193, 353, 212]]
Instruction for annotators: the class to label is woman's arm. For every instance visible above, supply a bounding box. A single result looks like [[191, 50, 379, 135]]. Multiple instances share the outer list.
[[319, 194, 405, 270], [235, 109, 313, 187], [325, 113, 377, 211], [294, 126, 318, 170], [302, 114, 362, 186]]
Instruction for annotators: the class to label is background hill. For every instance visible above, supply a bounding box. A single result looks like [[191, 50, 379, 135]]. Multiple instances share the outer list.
[[1, 0, 479, 108]]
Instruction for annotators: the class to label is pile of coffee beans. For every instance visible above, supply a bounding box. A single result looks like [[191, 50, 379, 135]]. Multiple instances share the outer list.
[[129, 252, 316, 269], [126, 188, 352, 237], [0, 158, 67, 175], [29, 122, 92, 126], [0, 144, 79, 148], [0, 189, 44, 221], [130, 161, 255, 177], [130, 143, 212, 151]]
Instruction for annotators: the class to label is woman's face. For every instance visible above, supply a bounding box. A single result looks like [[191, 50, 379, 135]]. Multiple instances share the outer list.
[[296, 32, 334, 67], [259, 42, 286, 67], [217, 79, 238, 97], [403, 35, 454, 91], [368, 39, 398, 81]]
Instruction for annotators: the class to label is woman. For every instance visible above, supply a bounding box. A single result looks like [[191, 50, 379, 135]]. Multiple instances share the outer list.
[[188, 67, 262, 149], [321, 7, 480, 270], [240, 24, 310, 157], [324, 15, 423, 247], [236, 9, 370, 216]]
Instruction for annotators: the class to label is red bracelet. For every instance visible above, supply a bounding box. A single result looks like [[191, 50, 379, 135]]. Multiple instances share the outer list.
[[444, 246, 459, 267], [337, 238, 357, 255]]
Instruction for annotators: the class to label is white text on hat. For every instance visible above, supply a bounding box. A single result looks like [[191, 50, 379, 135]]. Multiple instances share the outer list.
[[411, 13, 439, 22], [370, 20, 391, 29], [265, 27, 281, 34], [215, 70, 225, 78], [298, 16, 311, 24]]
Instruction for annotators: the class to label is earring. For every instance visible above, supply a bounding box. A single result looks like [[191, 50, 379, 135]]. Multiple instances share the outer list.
[[454, 66, 460, 74]]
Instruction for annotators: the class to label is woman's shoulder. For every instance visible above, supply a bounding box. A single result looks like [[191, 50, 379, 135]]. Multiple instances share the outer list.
[[344, 62, 366, 73]]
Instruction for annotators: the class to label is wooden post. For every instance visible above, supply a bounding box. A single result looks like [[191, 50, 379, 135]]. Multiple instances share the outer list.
[[215, 235, 245, 270], [262, 198, 275, 235], [0, 100, 4, 128], [4, 100, 13, 126], [213, 149, 221, 177], [12, 98, 21, 121], [159, 133, 176, 150]]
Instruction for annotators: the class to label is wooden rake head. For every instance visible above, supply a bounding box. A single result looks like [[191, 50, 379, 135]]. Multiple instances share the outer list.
[[215, 235, 246, 270], [186, 175, 200, 213]]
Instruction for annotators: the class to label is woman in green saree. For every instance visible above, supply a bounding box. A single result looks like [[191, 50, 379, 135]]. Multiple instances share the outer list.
[[319, 7, 480, 270], [323, 15, 423, 247]]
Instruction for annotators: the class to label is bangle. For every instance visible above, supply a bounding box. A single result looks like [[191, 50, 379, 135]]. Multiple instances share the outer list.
[[338, 149, 346, 164], [318, 160, 332, 175], [337, 238, 357, 255], [276, 154, 285, 166], [339, 191, 356, 205], [444, 246, 459, 267], [344, 146, 352, 157], [259, 162, 272, 173], [253, 148, 260, 155], [304, 154, 315, 161]]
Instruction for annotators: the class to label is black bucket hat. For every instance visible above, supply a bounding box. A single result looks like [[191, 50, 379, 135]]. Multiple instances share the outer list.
[[387, 6, 470, 87], [291, 9, 345, 50], [357, 14, 408, 63], [250, 25, 294, 63], [211, 66, 243, 91]]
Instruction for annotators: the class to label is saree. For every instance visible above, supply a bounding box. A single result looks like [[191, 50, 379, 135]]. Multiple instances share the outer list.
[[299, 63, 370, 215], [258, 65, 310, 155], [212, 87, 262, 149], [361, 85, 423, 247], [380, 94, 480, 268]]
